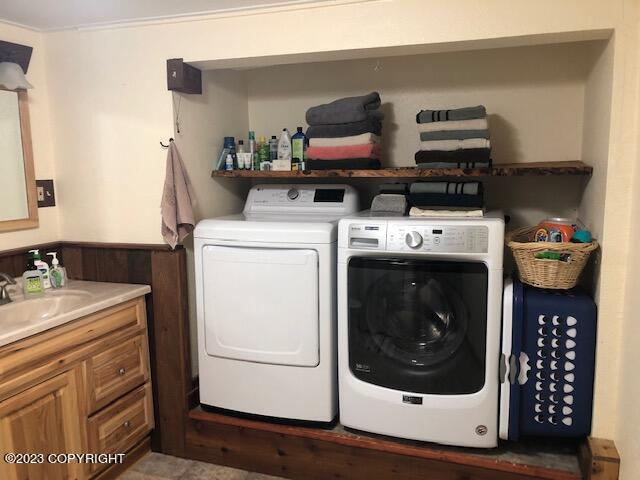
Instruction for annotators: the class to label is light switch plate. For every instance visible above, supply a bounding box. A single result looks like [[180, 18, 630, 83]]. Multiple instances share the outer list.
[[36, 179, 55, 207]]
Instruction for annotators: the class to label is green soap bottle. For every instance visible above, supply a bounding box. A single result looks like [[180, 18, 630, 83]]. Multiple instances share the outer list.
[[22, 252, 44, 295]]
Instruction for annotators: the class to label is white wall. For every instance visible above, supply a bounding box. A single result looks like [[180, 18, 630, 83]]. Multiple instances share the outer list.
[[0, 21, 58, 250]]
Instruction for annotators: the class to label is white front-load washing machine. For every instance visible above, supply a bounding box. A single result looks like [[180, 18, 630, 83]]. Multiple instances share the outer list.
[[337, 212, 504, 447], [194, 184, 359, 422]]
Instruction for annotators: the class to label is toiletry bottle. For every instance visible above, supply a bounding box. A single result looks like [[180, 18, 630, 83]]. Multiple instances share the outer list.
[[29, 249, 51, 289], [23, 252, 43, 296], [216, 136, 235, 171], [292, 127, 307, 166], [47, 252, 67, 288], [225, 154, 234, 171], [269, 136, 278, 161], [258, 135, 270, 166], [248, 131, 258, 170], [228, 138, 238, 169], [277, 128, 292, 161]]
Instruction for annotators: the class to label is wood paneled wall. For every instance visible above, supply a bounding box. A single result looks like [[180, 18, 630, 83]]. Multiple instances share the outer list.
[[0, 241, 191, 457]]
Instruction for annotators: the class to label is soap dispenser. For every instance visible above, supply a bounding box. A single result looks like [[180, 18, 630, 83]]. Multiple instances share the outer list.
[[23, 251, 44, 296], [29, 249, 51, 289], [47, 252, 67, 288]]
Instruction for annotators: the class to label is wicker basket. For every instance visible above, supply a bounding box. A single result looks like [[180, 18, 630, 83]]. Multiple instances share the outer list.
[[506, 226, 598, 289]]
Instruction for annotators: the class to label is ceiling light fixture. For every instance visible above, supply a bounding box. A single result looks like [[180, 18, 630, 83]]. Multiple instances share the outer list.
[[0, 62, 33, 90]]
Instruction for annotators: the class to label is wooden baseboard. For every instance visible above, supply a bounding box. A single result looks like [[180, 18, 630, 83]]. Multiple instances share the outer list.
[[93, 436, 150, 480]]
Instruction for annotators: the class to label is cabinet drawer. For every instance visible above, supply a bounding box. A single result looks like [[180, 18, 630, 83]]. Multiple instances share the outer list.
[[86, 334, 149, 413], [87, 382, 153, 474]]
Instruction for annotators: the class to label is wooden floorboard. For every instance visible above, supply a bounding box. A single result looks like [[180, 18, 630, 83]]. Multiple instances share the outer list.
[[187, 407, 582, 480]]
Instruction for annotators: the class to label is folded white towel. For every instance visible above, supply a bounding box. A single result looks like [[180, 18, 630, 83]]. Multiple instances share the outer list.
[[419, 138, 490, 151], [409, 207, 484, 217], [418, 118, 488, 133], [309, 133, 381, 147]]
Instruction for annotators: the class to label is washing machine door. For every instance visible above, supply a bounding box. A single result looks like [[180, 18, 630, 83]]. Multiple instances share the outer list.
[[347, 257, 488, 394], [202, 245, 319, 367]]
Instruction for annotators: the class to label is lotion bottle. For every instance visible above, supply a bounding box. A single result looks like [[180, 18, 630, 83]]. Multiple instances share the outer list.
[[277, 128, 292, 161], [47, 252, 67, 288]]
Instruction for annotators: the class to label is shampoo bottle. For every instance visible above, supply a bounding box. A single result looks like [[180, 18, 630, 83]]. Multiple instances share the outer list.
[[23, 252, 44, 296], [277, 128, 292, 161], [47, 252, 67, 288], [291, 127, 307, 165], [29, 249, 51, 289]]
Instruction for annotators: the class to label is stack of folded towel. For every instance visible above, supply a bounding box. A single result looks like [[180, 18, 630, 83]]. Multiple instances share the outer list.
[[408, 181, 484, 209], [305, 92, 383, 170], [414, 105, 491, 168]]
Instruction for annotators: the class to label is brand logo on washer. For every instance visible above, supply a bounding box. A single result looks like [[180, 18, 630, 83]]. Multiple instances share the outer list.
[[402, 395, 423, 405], [354, 363, 371, 373], [475, 425, 488, 436]]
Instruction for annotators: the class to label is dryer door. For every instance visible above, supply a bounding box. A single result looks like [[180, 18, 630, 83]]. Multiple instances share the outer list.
[[202, 245, 319, 367]]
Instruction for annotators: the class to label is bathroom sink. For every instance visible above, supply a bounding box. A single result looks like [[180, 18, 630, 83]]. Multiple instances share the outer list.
[[0, 279, 150, 347], [0, 291, 91, 323]]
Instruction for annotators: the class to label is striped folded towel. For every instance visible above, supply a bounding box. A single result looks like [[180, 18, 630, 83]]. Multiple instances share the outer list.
[[416, 105, 486, 123], [306, 143, 381, 160], [419, 138, 490, 151], [309, 133, 381, 147], [418, 118, 488, 132]]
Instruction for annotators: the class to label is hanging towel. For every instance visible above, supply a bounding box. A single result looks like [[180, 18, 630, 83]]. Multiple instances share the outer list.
[[306, 92, 382, 125], [418, 118, 488, 132], [410, 182, 481, 195], [306, 116, 383, 138], [419, 129, 490, 141], [419, 138, 490, 151], [161, 141, 195, 249], [309, 133, 381, 147], [416, 105, 486, 123], [306, 143, 382, 160]]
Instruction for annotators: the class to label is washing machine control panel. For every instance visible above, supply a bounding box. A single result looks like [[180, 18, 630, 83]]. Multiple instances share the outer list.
[[387, 224, 489, 253]]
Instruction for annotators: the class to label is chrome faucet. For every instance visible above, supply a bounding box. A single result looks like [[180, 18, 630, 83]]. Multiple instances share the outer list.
[[0, 273, 17, 305]]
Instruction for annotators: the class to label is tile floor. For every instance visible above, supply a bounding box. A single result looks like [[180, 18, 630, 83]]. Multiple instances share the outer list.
[[120, 452, 286, 480]]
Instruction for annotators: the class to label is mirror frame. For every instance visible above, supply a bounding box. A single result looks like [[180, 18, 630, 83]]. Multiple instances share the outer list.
[[0, 88, 38, 232]]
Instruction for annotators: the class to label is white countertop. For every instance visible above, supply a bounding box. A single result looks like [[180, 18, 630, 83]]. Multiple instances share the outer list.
[[0, 279, 151, 347]]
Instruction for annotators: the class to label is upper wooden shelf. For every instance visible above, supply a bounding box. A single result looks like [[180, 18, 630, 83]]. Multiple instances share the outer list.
[[211, 161, 592, 178]]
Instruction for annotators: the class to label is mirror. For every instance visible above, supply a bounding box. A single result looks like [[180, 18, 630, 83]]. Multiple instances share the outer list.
[[0, 89, 37, 232]]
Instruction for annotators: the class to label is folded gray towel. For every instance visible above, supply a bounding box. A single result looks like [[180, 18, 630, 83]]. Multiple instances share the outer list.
[[306, 92, 382, 126], [410, 182, 480, 195], [419, 129, 490, 141], [416, 105, 486, 124], [371, 194, 407, 216], [306, 115, 382, 138], [378, 183, 408, 194]]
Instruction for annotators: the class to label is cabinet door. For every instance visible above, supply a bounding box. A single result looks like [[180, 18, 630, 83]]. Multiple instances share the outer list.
[[0, 368, 85, 480]]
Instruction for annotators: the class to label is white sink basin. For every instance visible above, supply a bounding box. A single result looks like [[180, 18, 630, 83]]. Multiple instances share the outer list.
[[0, 280, 150, 347]]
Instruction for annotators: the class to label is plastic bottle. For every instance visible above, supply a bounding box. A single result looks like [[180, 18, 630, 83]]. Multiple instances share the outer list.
[[269, 136, 278, 161], [277, 128, 292, 161], [29, 249, 50, 289], [47, 252, 67, 288], [292, 127, 307, 164], [23, 252, 43, 296], [248, 131, 258, 170], [216, 137, 236, 170], [225, 154, 234, 171], [258, 135, 270, 166]]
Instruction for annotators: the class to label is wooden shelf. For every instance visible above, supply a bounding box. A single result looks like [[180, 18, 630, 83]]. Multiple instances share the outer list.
[[186, 407, 588, 480], [211, 161, 592, 178]]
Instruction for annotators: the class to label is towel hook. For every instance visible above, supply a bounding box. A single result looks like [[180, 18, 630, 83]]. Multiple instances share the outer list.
[[160, 138, 174, 148]]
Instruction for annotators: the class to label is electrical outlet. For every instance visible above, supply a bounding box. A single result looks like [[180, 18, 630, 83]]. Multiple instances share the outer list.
[[36, 179, 56, 207]]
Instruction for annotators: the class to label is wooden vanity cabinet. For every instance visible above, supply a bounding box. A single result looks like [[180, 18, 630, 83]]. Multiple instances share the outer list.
[[0, 296, 153, 480]]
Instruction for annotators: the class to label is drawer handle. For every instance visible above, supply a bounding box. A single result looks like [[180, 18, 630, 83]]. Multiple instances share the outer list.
[[118, 368, 126, 376], [123, 420, 131, 428]]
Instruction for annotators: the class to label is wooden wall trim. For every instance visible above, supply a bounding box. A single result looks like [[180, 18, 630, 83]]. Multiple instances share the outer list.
[[579, 437, 620, 480]]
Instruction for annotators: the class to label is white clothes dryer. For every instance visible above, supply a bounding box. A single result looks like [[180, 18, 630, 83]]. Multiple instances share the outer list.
[[195, 184, 359, 422], [337, 212, 504, 447]]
